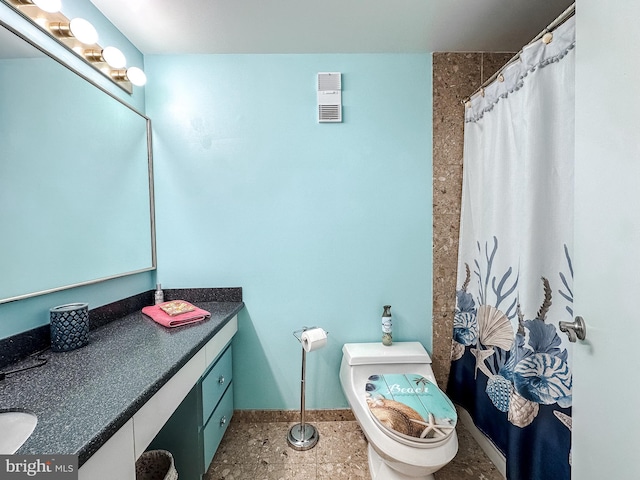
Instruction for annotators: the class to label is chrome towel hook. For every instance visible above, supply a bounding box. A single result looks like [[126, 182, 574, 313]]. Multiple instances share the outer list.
[[559, 316, 587, 343]]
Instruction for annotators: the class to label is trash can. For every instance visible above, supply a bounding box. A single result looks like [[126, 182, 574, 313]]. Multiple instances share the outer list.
[[135, 450, 178, 480]]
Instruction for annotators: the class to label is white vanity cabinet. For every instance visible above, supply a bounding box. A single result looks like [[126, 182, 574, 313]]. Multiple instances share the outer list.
[[78, 315, 238, 480]]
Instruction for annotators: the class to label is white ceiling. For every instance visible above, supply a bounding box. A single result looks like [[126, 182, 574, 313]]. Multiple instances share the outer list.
[[89, 0, 574, 55]]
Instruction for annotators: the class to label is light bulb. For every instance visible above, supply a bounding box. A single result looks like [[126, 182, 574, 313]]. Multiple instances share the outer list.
[[69, 18, 98, 45], [102, 46, 127, 69], [32, 0, 61, 13], [126, 67, 146, 86]]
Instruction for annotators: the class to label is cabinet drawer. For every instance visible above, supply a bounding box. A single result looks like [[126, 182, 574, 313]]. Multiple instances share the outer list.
[[202, 383, 233, 472], [201, 345, 233, 421]]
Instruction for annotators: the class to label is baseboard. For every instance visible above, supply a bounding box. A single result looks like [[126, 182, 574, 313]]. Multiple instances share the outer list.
[[458, 407, 507, 478], [233, 408, 355, 423]]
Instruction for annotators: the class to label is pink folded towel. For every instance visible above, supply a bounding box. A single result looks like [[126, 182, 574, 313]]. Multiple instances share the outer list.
[[142, 301, 211, 328]]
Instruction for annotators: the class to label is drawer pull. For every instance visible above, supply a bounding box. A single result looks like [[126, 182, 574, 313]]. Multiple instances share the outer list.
[[218, 375, 225, 385], [219, 416, 227, 427]]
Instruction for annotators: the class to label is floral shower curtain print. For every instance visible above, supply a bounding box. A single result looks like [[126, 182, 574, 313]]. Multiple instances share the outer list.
[[446, 17, 575, 480]]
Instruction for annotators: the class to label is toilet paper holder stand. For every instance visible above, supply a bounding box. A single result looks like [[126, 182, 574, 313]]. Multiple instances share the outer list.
[[287, 326, 328, 451]]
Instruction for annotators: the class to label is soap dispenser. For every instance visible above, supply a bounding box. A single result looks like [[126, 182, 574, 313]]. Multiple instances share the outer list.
[[154, 284, 164, 305], [382, 305, 392, 346]]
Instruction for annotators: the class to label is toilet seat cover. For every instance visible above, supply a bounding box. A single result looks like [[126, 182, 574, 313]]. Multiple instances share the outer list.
[[365, 373, 457, 444]]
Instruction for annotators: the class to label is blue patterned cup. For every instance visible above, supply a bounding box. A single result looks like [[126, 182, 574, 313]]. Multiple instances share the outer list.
[[50, 303, 89, 352]]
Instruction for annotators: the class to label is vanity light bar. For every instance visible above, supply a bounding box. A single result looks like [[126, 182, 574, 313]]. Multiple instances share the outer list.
[[85, 46, 127, 69], [50, 17, 99, 45], [12, 0, 61, 13], [101, 46, 126, 68], [6, 0, 146, 94], [111, 66, 147, 87]]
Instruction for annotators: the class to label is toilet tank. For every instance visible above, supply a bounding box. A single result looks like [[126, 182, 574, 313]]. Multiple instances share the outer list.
[[342, 342, 432, 366]]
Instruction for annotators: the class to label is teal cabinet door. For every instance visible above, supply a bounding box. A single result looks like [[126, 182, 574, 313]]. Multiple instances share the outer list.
[[202, 384, 234, 472], [202, 346, 233, 421]]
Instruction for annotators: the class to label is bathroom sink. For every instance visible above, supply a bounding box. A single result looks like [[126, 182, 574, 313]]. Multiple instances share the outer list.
[[0, 410, 37, 454]]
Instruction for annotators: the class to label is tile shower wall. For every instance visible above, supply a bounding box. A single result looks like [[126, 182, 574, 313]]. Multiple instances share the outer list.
[[431, 53, 515, 387]]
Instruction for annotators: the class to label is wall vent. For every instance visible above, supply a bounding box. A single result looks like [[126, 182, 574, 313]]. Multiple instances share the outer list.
[[317, 72, 342, 123]]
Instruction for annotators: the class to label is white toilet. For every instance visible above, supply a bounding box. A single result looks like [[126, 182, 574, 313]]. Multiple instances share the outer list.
[[339, 342, 458, 480]]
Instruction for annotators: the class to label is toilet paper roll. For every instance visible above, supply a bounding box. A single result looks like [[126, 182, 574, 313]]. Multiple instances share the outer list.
[[301, 327, 328, 352]]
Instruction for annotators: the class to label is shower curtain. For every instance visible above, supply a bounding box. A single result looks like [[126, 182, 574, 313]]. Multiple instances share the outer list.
[[446, 16, 575, 480]]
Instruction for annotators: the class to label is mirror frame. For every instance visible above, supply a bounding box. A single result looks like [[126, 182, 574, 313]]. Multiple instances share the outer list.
[[0, 18, 156, 305]]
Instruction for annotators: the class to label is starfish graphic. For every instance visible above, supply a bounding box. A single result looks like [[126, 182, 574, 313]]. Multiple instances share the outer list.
[[554, 410, 572, 430], [470, 347, 494, 378], [553, 411, 573, 466], [409, 413, 456, 438]]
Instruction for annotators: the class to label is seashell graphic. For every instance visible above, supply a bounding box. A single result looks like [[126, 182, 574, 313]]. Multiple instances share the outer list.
[[477, 305, 514, 351], [508, 390, 539, 428], [453, 311, 478, 346], [486, 375, 513, 412], [368, 399, 424, 438], [451, 340, 465, 361], [512, 352, 572, 406]]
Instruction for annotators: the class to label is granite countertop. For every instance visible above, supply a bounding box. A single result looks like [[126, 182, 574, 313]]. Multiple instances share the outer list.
[[0, 296, 244, 466]]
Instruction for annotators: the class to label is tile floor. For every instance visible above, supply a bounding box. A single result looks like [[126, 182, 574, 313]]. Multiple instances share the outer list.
[[205, 412, 504, 480]]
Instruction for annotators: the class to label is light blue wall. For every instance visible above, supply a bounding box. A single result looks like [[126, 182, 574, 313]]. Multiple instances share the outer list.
[[1, 0, 435, 410], [146, 54, 433, 409], [0, 0, 153, 339], [0, 274, 153, 338]]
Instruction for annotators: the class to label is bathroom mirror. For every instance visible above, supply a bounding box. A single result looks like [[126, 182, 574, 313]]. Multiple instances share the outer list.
[[0, 21, 155, 304]]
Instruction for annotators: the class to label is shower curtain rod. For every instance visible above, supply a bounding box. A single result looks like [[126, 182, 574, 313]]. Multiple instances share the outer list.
[[461, 2, 575, 106]]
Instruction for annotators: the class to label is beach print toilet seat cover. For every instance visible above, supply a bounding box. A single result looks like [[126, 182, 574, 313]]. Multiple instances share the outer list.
[[366, 373, 457, 444]]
